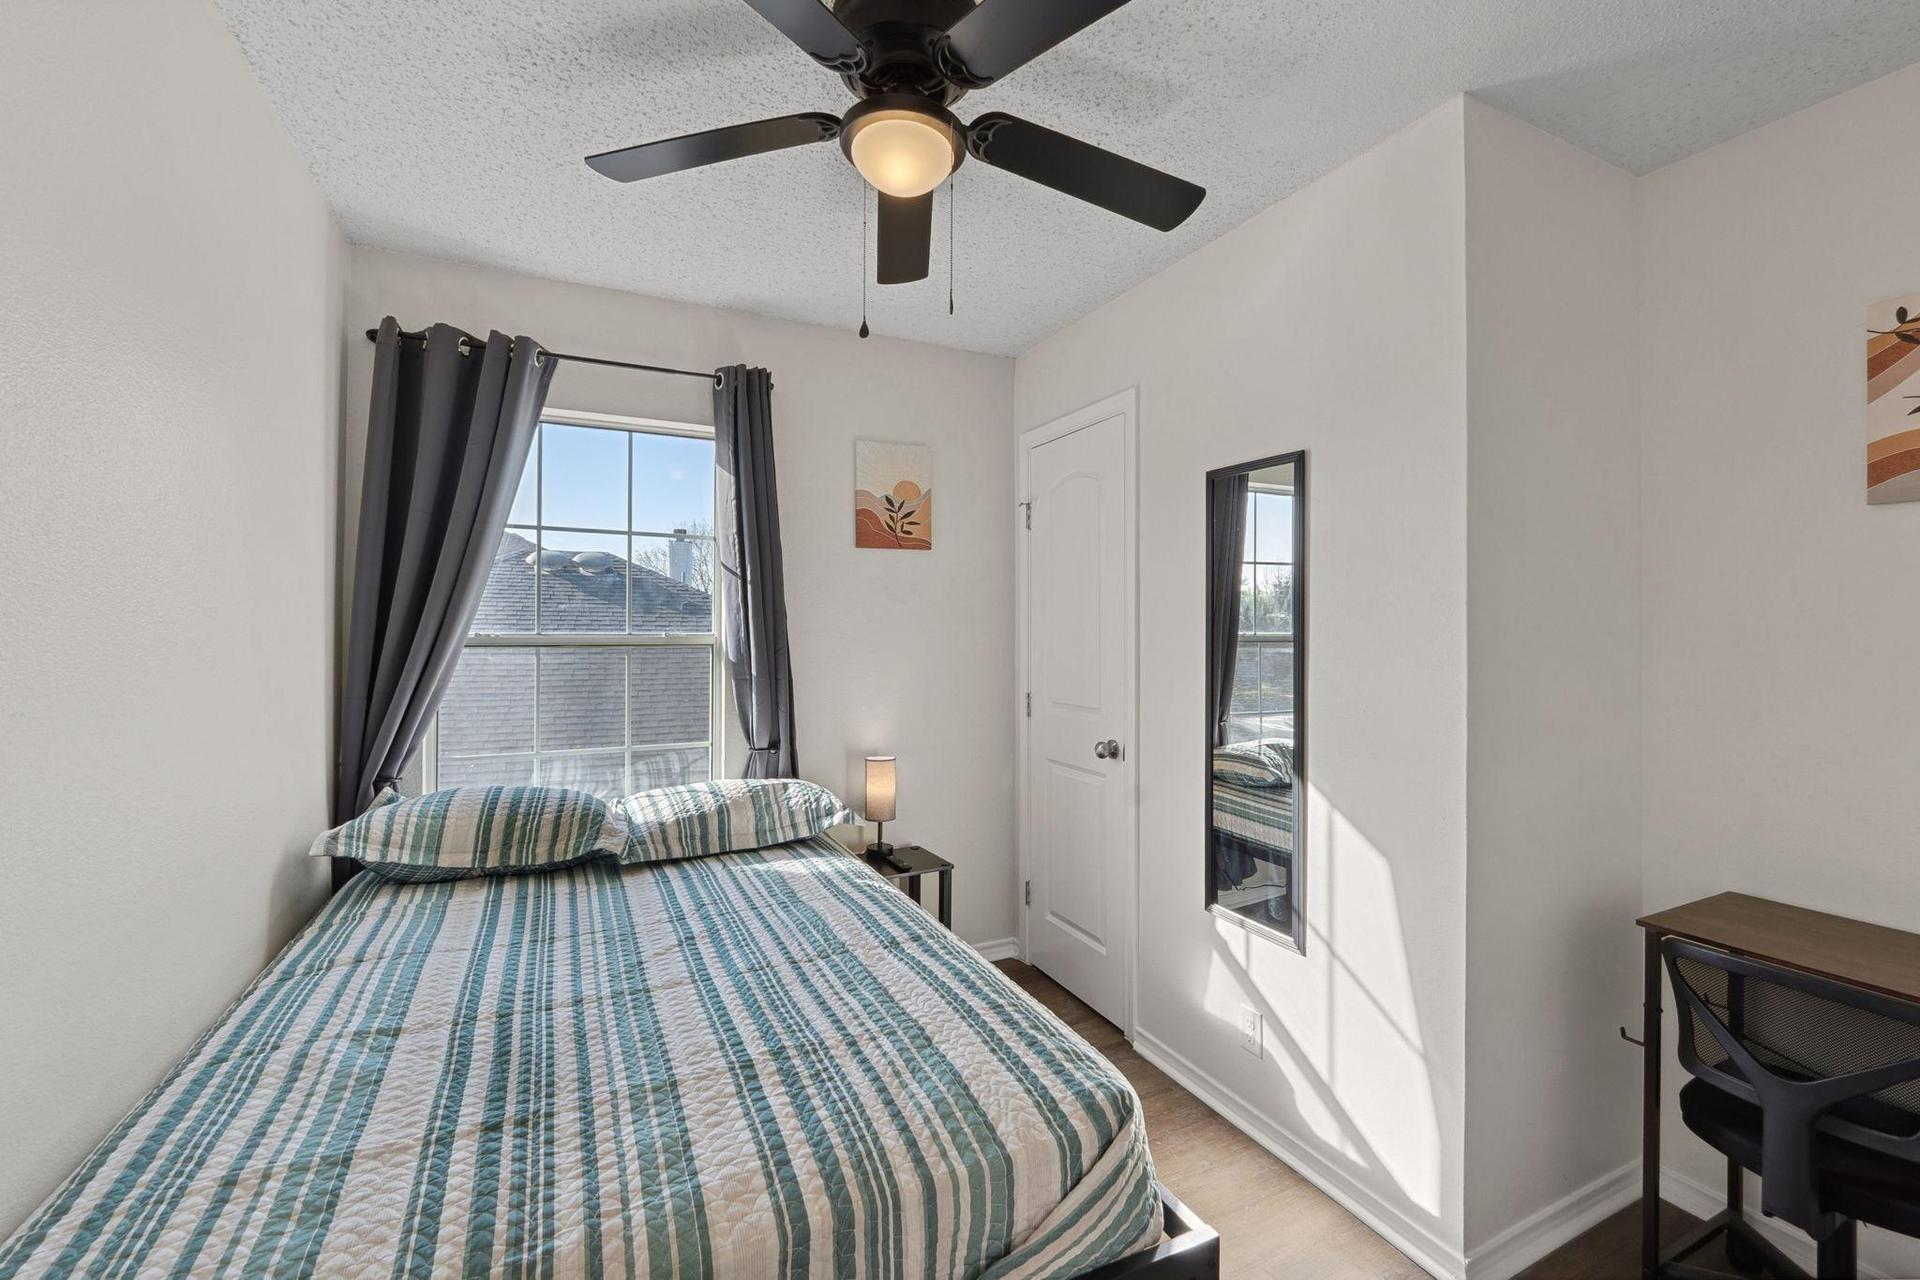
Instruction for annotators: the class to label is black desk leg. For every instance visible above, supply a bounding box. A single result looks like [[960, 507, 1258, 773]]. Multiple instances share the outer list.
[[906, 873, 921, 909], [1818, 1220, 1857, 1277], [1726, 973, 1745, 1225], [937, 870, 952, 930], [1643, 928, 1662, 1279]]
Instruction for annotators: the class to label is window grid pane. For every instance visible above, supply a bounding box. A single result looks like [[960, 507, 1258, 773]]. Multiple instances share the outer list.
[[536, 649, 624, 751], [535, 530, 629, 635], [630, 649, 712, 745], [633, 432, 716, 538], [438, 647, 534, 755], [631, 746, 710, 793], [541, 424, 628, 531]]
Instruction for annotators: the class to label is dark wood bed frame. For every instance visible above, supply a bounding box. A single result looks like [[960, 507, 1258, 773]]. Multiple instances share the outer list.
[[1078, 1182, 1220, 1280]]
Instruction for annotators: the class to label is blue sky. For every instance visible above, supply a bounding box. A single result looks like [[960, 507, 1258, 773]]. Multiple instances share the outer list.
[[1246, 490, 1293, 563], [508, 423, 714, 537]]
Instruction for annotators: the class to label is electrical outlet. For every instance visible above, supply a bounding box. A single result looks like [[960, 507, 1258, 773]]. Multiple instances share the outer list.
[[1238, 1005, 1262, 1058]]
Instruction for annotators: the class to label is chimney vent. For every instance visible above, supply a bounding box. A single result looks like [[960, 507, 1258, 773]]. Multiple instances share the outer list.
[[668, 530, 693, 585]]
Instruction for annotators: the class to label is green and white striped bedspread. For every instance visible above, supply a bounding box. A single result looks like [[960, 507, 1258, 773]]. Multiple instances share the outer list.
[[0, 839, 1158, 1278], [1211, 780, 1294, 852]]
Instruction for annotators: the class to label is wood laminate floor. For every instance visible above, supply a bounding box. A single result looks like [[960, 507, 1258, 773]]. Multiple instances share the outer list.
[[999, 959, 1712, 1279], [1515, 1201, 1711, 1279], [998, 960, 1428, 1279]]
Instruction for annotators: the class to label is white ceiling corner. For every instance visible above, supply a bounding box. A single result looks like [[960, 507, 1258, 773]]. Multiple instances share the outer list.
[[216, 0, 1920, 356]]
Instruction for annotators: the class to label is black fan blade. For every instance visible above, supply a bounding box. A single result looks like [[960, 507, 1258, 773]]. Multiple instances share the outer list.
[[586, 113, 840, 183], [968, 113, 1204, 231], [739, 0, 867, 72], [876, 192, 932, 284], [937, 0, 1131, 86]]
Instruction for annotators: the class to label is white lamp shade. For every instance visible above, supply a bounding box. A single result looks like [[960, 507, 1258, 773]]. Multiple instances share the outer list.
[[863, 756, 897, 823]]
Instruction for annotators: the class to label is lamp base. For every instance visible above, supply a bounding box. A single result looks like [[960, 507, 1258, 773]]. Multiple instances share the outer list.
[[865, 841, 911, 873]]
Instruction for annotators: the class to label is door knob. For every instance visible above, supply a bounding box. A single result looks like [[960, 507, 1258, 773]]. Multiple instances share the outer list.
[[1093, 738, 1122, 760]]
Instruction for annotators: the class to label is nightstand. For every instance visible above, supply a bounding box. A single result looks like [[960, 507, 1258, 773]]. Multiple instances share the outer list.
[[864, 845, 953, 930]]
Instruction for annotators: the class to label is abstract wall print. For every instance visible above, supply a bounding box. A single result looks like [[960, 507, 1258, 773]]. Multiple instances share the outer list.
[[854, 440, 933, 549], [1867, 295, 1920, 504]]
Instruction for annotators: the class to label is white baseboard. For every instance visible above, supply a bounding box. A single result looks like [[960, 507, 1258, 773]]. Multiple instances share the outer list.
[[1661, 1164, 1892, 1279], [970, 936, 1022, 963], [1465, 1161, 1639, 1280], [1133, 1028, 1467, 1280]]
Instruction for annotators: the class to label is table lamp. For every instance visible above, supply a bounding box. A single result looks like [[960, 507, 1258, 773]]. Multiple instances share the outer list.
[[864, 755, 907, 869]]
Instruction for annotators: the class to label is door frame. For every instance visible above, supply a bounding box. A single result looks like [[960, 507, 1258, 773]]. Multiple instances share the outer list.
[[1015, 387, 1140, 1038]]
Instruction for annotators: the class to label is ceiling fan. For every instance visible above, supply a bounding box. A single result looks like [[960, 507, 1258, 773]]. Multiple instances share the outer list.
[[585, 0, 1206, 285]]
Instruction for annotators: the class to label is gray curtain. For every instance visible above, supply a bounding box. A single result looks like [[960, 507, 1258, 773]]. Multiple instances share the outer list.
[[335, 317, 556, 833], [714, 365, 797, 778], [1206, 472, 1250, 747]]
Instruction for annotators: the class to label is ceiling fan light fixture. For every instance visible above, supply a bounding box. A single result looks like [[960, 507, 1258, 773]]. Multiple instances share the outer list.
[[841, 96, 963, 198]]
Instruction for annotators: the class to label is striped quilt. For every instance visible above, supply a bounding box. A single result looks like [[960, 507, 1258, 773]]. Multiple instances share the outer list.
[[0, 838, 1158, 1278], [1211, 778, 1293, 853]]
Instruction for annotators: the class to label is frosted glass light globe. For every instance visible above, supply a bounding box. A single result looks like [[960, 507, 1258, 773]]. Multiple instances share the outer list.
[[849, 115, 955, 198]]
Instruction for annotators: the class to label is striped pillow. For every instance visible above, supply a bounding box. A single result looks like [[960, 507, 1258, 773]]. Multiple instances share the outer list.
[[310, 785, 628, 882], [616, 778, 854, 865], [1212, 741, 1294, 789]]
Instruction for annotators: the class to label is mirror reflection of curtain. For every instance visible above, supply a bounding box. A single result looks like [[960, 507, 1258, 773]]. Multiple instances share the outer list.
[[1206, 472, 1250, 746]]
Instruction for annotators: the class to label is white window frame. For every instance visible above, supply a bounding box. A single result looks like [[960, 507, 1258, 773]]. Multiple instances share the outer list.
[[424, 408, 727, 793]]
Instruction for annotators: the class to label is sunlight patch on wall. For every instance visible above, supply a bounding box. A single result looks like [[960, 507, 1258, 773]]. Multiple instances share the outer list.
[[1200, 785, 1445, 1218], [1320, 793, 1443, 1214]]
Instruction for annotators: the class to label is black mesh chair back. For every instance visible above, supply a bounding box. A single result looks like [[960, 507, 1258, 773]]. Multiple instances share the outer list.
[[1664, 937, 1920, 1240]]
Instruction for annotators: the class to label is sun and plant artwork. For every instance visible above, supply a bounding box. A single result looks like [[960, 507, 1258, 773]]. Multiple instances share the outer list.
[[854, 440, 933, 549], [1867, 295, 1920, 504]]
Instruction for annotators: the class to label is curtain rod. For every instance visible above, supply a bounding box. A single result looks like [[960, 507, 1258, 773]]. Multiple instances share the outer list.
[[364, 328, 721, 388]]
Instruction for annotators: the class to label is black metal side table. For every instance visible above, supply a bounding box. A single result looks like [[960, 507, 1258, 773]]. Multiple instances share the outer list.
[[864, 844, 953, 930]]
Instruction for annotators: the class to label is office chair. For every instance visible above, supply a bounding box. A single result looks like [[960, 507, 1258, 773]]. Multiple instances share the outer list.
[[1662, 937, 1920, 1280]]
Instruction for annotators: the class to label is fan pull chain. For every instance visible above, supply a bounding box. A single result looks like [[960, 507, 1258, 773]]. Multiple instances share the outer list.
[[948, 179, 956, 316], [858, 185, 870, 340]]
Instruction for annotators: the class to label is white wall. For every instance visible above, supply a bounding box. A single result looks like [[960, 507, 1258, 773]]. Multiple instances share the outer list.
[[1014, 102, 1474, 1274], [1639, 60, 1920, 1279], [341, 248, 1019, 948], [1460, 101, 1643, 1267], [0, 0, 342, 1238]]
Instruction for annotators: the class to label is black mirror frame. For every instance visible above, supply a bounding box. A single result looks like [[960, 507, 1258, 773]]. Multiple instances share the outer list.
[[1203, 449, 1307, 954]]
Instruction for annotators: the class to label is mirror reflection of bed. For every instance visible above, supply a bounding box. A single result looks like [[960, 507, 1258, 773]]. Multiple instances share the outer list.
[[1211, 761, 1293, 926], [1206, 454, 1305, 951]]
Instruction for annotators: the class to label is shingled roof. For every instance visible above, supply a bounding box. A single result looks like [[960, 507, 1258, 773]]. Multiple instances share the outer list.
[[436, 530, 715, 799], [473, 530, 711, 634]]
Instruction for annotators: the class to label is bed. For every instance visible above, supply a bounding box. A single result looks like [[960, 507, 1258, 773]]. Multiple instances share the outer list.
[[1210, 776, 1295, 937], [1209, 777, 1293, 860], [0, 836, 1209, 1278]]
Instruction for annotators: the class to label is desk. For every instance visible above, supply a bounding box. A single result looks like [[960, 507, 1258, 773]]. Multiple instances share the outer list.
[[1636, 893, 1920, 1278]]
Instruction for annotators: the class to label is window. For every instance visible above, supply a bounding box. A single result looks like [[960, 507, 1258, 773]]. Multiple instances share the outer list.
[[431, 415, 720, 801], [1227, 485, 1295, 745]]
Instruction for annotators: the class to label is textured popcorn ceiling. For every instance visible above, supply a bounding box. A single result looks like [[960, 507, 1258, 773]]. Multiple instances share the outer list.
[[219, 0, 1920, 355]]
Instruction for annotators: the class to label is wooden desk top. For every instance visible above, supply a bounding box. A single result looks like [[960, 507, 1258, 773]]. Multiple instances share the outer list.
[[1640, 892, 1920, 1005]]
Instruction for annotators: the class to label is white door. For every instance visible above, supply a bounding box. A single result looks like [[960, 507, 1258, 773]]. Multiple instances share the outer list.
[[1020, 395, 1136, 1029]]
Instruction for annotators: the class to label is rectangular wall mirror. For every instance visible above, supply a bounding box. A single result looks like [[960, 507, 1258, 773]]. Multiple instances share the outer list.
[[1205, 451, 1306, 951]]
